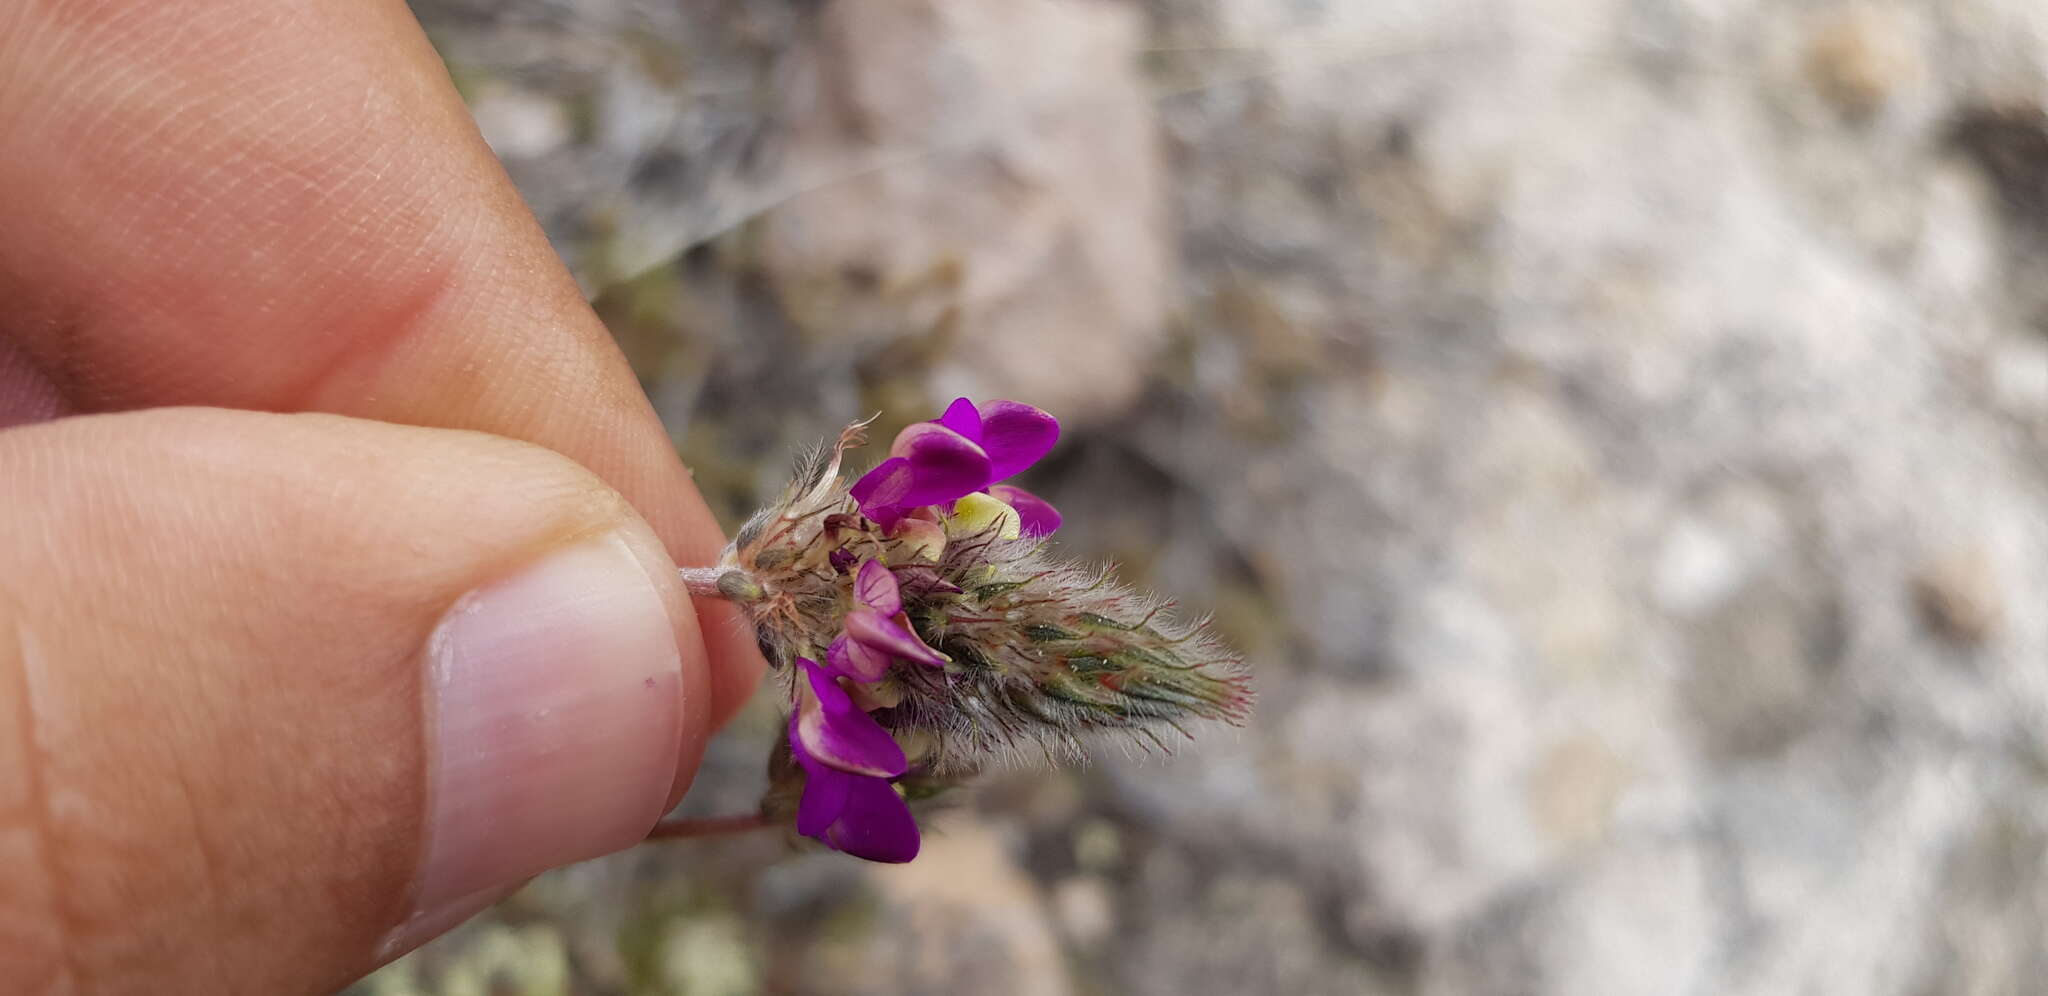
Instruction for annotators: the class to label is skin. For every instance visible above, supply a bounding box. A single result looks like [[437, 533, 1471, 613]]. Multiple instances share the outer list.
[[0, 0, 764, 991]]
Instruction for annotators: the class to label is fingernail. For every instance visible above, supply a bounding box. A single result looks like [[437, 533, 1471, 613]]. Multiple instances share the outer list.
[[381, 532, 683, 955]]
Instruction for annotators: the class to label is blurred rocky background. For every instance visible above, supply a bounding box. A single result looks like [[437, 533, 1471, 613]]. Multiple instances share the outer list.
[[355, 1, 2048, 993]]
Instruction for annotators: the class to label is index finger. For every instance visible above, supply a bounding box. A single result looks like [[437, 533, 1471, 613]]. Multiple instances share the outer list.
[[0, 0, 763, 727]]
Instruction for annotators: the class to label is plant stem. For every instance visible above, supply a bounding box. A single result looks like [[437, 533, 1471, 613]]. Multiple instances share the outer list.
[[678, 566, 729, 599], [644, 812, 774, 841]]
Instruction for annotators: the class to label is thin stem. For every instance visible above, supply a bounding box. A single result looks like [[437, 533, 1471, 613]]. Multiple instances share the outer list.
[[678, 566, 730, 599], [644, 812, 774, 841], [679, 566, 767, 602]]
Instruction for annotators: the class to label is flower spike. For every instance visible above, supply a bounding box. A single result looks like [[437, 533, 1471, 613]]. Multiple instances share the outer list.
[[667, 397, 1249, 863]]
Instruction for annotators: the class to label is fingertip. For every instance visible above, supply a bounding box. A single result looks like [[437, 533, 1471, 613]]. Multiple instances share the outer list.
[[399, 531, 689, 938], [633, 468, 770, 738], [0, 410, 737, 990], [608, 518, 720, 811]]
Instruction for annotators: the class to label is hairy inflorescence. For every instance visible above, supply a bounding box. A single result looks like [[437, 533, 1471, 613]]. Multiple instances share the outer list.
[[688, 398, 1250, 863]]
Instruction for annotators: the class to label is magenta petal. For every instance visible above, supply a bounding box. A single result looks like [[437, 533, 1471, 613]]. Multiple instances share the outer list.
[[976, 401, 1059, 480], [990, 484, 1063, 537], [827, 631, 893, 682], [791, 722, 852, 836], [853, 559, 902, 616], [823, 775, 921, 863], [850, 457, 914, 529], [791, 716, 921, 863], [850, 456, 913, 507], [794, 660, 906, 777], [796, 768, 853, 836], [801, 658, 853, 710], [846, 608, 949, 668], [938, 397, 982, 441], [888, 423, 994, 506]]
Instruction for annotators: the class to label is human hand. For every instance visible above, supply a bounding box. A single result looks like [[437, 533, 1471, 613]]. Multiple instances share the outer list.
[[0, 1, 764, 991]]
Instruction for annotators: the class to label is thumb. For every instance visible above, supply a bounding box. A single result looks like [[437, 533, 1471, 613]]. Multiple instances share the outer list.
[[0, 408, 714, 993]]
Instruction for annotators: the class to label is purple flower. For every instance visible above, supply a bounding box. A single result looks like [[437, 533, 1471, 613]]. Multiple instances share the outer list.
[[791, 657, 906, 777], [852, 398, 1060, 530], [827, 560, 948, 681], [789, 658, 920, 863], [791, 742, 921, 863]]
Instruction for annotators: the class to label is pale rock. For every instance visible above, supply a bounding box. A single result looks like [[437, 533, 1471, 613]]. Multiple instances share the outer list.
[[840, 822, 1072, 996], [469, 84, 573, 160], [756, 0, 1167, 421]]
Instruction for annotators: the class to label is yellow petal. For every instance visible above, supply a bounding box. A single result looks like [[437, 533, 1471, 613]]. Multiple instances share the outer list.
[[949, 491, 1022, 540]]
